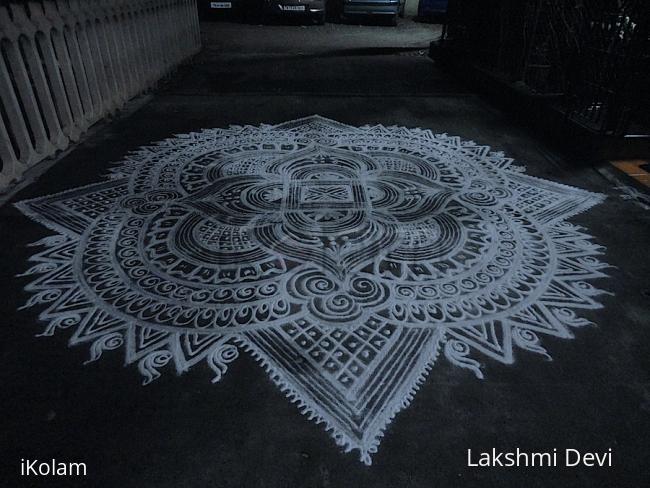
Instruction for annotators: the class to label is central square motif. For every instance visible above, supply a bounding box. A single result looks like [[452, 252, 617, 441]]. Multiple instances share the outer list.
[[300, 184, 354, 204], [286, 174, 367, 213]]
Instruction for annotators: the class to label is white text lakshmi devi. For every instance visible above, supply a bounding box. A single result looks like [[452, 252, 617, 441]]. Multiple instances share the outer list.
[[467, 448, 613, 468]]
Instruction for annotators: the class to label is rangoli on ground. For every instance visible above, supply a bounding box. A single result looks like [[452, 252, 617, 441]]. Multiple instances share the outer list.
[[16, 116, 609, 464]]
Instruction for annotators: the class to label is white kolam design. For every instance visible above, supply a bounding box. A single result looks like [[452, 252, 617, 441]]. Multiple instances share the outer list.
[[16, 116, 610, 464]]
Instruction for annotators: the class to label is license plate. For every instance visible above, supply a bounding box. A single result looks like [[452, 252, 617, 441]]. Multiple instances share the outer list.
[[282, 5, 306, 10], [210, 2, 232, 8]]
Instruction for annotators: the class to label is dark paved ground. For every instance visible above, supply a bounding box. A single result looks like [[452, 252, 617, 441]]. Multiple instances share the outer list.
[[1, 18, 649, 488]]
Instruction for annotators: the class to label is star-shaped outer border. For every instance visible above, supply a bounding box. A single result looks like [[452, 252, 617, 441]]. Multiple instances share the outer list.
[[14, 116, 610, 464]]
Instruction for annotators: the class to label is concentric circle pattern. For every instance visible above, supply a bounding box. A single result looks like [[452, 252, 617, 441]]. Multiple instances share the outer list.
[[16, 116, 609, 464]]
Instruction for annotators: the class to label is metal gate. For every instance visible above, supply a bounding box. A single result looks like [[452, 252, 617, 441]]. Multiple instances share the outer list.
[[442, 0, 649, 136]]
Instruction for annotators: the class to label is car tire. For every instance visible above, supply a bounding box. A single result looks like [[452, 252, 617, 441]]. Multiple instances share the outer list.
[[390, 13, 398, 26], [316, 10, 326, 24], [398, 1, 405, 17]]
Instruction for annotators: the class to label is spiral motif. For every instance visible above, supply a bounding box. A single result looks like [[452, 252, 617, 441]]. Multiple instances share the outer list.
[[86, 332, 125, 364], [102, 333, 124, 350], [120, 196, 146, 209], [310, 293, 361, 323], [132, 202, 163, 215], [258, 283, 278, 297], [52, 314, 81, 330], [139, 351, 173, 385], [316, 137, 337, 145], [190, 289, 211, 303], [396, 285, 416, 298], [217, 344, 239, 363], [450, 339, 470, 355], [349, 276, 388, 306], [208, 343, 240, 383], [459, 190, 499, 207], [18, 262, 59, 276], [146, 190, 182, 202], [327, 294, 355, 312], [491, 187, 512, 199], [514, 328, 538, 343], [290, 270, 338, 298], [554, 307, 577, 321]]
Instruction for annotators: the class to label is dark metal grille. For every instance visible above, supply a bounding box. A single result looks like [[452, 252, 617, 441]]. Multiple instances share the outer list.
[[442, 0, 650, 135]]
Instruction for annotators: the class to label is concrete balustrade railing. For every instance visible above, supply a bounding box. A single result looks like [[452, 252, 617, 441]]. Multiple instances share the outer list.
[[0, 0, 200, 192]]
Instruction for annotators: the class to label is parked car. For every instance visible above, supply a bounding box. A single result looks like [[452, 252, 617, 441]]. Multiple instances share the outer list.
[[417, 0, 447, 21], [342, 0, 405, 26], [264, 0, 327, 24]]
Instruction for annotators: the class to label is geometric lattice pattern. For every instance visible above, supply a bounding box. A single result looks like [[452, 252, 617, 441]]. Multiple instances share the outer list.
[[15, 116, 609, 464]]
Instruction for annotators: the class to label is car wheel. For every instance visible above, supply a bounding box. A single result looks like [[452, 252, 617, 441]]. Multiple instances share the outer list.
[[316, 10, 326, 24], [398, 1, 405, 17], [390, 13, 398, 26]]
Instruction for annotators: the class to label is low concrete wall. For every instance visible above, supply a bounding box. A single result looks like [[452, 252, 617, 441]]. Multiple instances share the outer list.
[[0, 0, 200, 192]]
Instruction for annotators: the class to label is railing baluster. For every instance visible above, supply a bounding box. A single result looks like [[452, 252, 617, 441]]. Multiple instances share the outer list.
[[0, 0, 200, 192]]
